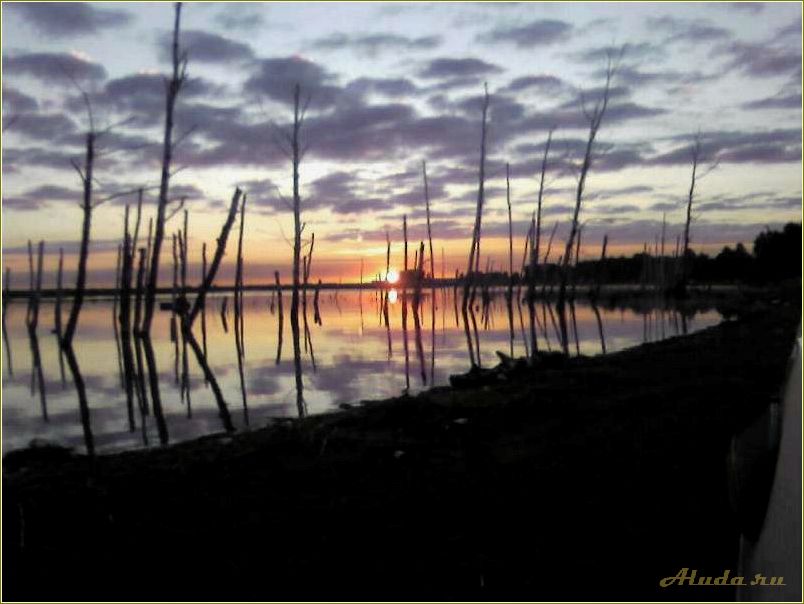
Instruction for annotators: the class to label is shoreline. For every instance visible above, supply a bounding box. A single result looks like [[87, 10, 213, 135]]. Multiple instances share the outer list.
[[1, 280, 789, 300], [3, 295, 800, 601]]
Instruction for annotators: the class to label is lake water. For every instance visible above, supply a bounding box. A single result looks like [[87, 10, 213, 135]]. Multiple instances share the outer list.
[[2, 288, 725, 454]]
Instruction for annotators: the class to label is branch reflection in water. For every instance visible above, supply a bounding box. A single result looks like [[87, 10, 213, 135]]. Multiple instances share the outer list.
[[2, 286, 724, 455]]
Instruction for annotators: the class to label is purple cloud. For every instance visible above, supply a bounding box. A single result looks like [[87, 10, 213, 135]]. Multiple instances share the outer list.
[[3, 51, 107, 85], [418, 57, 503, 79], [477, 19, 572, 48], [158, 29, 255, 64], [243, 57, 343, 108], [311, 32, 441, 57], [7, 2, 131, 37]]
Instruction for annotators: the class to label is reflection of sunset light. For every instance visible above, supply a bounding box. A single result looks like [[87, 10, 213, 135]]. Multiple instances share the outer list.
[[387, 289, 398, 304], [386, 269, 399, 284]]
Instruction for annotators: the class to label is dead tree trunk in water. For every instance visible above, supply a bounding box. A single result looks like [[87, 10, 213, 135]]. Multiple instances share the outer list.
[[571, 224, 583, 298], [412, 244, 427, 386], [463, 84, 490, 306], [2, 268, 8, 306], [530, 129, 554, 300], [275, 271, 284, 365], [170, 233, 179, 375], [505, 163, 515, 358], [541, 221, 560, 299], [3, 268, 12, 377], [113, 244, 124, 389], [118, 202, 138, 431], [143, 2, 187, 335], [461, 84, 490, 367], [188, 189, 242, 325], [62, 131, 95, 347], [313, 279, 322, 325], [2, 267, 10, 323], [25, 241, 34, 327], [284, 84, 309, 417], [26, 242, 43, 330], [177, 228, 191, 414], [133, 248, 149, 417], [233, 195, 248, 425], [28, 242, 47, 421], [593, 234, 608, 300], [201, 242, 208, 361], [301, 234, 314, 356], [290, 85, 303, 410], [677, 131, 717, 295], [660, 213, 667, 291], [54, 248, 64, 337], [519, 216, 534, 297], [301, 233, 314, 340], [179, 188, 242, 434], [179, 211, 191, 412], [681, 137, 699, 293], [422, 160, 435, 281], [62, 344, 93, 455], [558, 53, 618, 309], [505, 162, 514, 290], [402, 215, 411, 392]]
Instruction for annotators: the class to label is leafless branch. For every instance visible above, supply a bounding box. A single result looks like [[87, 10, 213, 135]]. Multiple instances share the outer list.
[[165, 197, 186, 222], [169, 165, 190, 179], [269, 122, 293, 158], [93, 185, 159, 208], [70, 158, 86, 183], [275, 220, 295, 249], [172, 124, 197, 150], [268, 182, 293, 212], [95, 139, 156, 160], [56, 57, 98, 136], [698, 157, 720, 180], [95, 116, 136, 139]]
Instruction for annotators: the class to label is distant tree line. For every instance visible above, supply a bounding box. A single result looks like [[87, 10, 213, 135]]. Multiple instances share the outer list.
[[399, 223, 801, 288], [557, 222, 801, 286]]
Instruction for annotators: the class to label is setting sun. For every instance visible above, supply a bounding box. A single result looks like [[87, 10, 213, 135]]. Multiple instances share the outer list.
[[386, 269, 399, 284]]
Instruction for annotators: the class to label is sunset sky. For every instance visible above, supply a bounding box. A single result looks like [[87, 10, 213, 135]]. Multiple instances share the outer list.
[[2, 1, 801, 286]]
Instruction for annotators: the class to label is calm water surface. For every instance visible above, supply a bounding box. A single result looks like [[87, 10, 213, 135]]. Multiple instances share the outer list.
[[2, 288, 724, 454]]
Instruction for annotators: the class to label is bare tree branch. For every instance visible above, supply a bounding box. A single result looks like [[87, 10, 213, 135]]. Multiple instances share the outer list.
[[165, 197, 186, 222], [93, 185, 159, 208], [95, 116, 136, 139], [172, 124, 197, 150], [70, 158, 86, 183]]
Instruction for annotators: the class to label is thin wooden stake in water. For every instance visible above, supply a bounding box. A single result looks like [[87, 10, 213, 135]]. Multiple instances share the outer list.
[[423, 160, 435, 280], [25, 240, 34, 327], [180, 187, 243, 434], [2, 267, 13, 378], [402, 215, 410, 393], [464, 83, 490, 304], [2, 267, 9, 322], [234, 194, 248, 425], [28, 241, 47, 422], [201, 242, 208, 363], [594, 234, 608, 300], [142, 1, 188, 336], [52, 248, 64, 332], [28, 241, 44, 331], [275, 271, 284, 365]]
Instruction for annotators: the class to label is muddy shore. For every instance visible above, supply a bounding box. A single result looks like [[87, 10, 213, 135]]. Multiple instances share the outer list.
[[3, 295, 800, 601]]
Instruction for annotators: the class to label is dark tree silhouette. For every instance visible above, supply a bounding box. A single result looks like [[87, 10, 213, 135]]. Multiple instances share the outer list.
[[558, 50, 621, 308], [143, 2, 189, 335]]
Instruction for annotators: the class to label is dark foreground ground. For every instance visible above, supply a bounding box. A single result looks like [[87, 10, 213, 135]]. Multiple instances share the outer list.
[[3, 296, 800, 601]]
